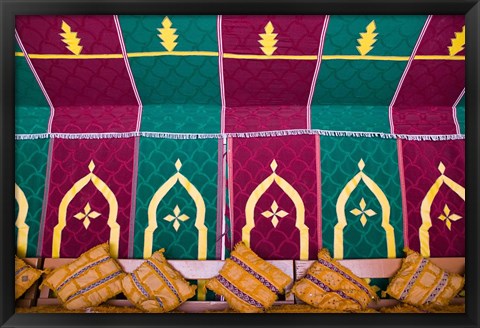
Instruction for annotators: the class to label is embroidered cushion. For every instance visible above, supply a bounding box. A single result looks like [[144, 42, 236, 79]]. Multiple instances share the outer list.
[[121, 248, 196, 312], [15, 256, 43, 300], [40, 243, 125, 310], [386, 248, 464, 306], [205, 242, 292, 313], [291, 248, 377, 311]]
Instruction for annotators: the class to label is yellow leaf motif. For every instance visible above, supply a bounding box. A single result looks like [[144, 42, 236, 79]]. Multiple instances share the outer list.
[[448, 25, 465, 56], [350, 208, 363, 216], [59, 21, 83, 55], [158, 16, 178, 52], [438, 204, 462, 231], [356, 20, 378, 56], [163, 205, 190, 231], [350, 198, 377, 227], [74, 203, 101, 229], [258, 21, 279, 56], [262, 200, 289, 228]]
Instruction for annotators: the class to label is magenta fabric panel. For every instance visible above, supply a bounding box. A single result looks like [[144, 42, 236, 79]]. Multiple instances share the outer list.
[[415, 16, 465, 56], [41, 138, 135, 258], [15, 16, 139, 118], [50, 105, 138, 134], [222, 15, 326, 132], [391, 16, 465, 134], [228, 135, 320, 260], [221, 15, 326, 55], [224, 105, 310, 133], [401, 139, 465, 257]]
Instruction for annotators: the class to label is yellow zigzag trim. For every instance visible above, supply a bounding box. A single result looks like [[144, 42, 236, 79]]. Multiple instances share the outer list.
[[258, 21, 278, 56], [59, 21, 83, 55], [357, 20, 378, 56], [158, 16, 178, 52], [449, 25, 465, 56], [14, 52, 465, 61]]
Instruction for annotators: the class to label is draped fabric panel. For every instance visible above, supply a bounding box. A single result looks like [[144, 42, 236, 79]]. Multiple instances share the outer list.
[[228, 135, 321, 260], [221, 15, 327, 132], [14, 14, 465, 281], [133, 137, 219, 260], [320, 136, 404, 260]]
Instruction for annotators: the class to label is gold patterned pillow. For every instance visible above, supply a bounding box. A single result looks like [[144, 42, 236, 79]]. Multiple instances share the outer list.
[[206, 242, 292, 313], [291, 248, 377, 311], [15, 256, 43, 300], [121, 248, 196, 312], [40, 243, 125, 310], [386, 248, 464, 306]]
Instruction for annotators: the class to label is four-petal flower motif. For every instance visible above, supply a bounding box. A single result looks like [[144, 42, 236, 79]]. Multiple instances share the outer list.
[[438, 204, 462, 231], [74, 203, 101, 229], [350, 198, 377, 227], [164, 205, 190, 231], [262, 201, 289, 228]]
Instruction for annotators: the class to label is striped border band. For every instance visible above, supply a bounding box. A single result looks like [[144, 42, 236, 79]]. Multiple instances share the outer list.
[[146, 260, 182, 303], [425, 271, 449, 304], [305, 274, 362, 307], [230, 256, 280, 294], [156, 297, 165, 309], [66, 271, 122, 302], [399, 258, 428, 301], [57, 257, 110, 292], [216, 274, 264, 308], [131, 272, 150, 298], [130, 272, 165, 310], [15, 265, 29, 277], [317, 258, 372, 298]]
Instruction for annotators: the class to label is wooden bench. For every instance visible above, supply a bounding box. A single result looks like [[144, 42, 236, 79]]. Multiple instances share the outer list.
[[16, 258, 43, 308], [38, 259, 295, 312], [35, 257, 465, 312], [295, 257, 465, 309]]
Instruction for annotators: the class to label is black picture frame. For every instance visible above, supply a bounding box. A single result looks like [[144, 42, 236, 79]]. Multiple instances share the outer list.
[[1, 1, 479, 327]]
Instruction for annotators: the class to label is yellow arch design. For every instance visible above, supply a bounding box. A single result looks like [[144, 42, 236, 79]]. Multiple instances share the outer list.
[[15, 183, 29, 258], [53, 161, 119, 258], [419, 162, 465, 257], [144, 159, 207, 260], [335, 159, 395, 259], [243, 160, 308, 260]]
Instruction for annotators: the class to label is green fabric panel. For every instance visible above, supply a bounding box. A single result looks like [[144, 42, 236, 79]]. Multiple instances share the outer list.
[[367, 278, 390, 299], [322, 15, 427, 56], [134, 137, 218, 260], [311, 15, 427, 132], [321, 136, 403, 259], [140, 104, 220, 134], [186, 280, 216, 301], [311, 104, 390, 133], [119, 15, 218, 52], [15, 40, 50, 134], [457, 94, 465, 134], [15, 139, 49, 257], [118, 15, 220, 133]]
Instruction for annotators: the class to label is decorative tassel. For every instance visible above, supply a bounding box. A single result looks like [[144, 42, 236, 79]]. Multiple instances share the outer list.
[[15, 130, 466, 142]]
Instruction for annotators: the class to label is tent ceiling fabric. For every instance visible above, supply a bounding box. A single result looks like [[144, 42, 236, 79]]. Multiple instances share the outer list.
[[14, 14, 464, 282], [15, 15, 465, 136]]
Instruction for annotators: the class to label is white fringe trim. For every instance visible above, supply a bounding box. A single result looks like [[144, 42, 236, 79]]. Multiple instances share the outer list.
[[14, 130, 466, 141]]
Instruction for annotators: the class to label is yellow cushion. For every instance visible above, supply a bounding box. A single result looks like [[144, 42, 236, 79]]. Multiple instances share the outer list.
[[121, 249, 197, 312], [40, 243, 125, 310], [15, 257, 42, 300], [291, 248, 377, 311], [206, 242, 292, 313], [386, 248, 464, 306]]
